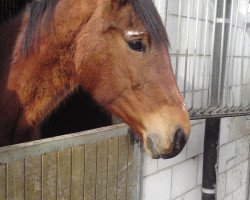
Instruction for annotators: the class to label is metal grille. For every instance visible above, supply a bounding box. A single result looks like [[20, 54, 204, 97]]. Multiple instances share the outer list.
[[155, 0, 250, 119]]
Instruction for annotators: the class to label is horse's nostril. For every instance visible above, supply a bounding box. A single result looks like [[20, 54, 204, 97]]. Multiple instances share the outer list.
[[173, 129, 187, 152]]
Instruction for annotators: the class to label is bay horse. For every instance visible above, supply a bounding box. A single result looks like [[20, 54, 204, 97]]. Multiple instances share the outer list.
[[0, 0, 190, 159]]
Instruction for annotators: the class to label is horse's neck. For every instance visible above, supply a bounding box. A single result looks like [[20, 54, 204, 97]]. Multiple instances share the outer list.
[[0, 12, 77, 145]]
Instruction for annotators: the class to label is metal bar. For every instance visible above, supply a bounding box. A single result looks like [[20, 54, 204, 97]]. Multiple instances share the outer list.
[[183, 0, 191, 99], [222, 0, 235, 110], [197, 0, 210, 113], [226, 0, 240, 111], [206, 0, 218, 110], [175, 0, 183, 82], [191, 0, 200, 110], [190, 110, 250, 120]]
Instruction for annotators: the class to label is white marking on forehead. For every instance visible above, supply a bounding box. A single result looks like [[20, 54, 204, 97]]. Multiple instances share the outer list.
[[126, 31, 141, 36], [125, 31, 147, 37]]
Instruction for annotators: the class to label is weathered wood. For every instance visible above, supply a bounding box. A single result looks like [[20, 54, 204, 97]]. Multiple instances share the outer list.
[[84, 143, 97, 200], [7, 160, 24, 200], [0, 124, 140, 199], [0, 164, 6, 200], [57, 149, 71, 200], [71, 146, 84, 200], [0, 124, 128, 164], [42, 152, 57, 200], [126, 135, 134, 200], [96, 141, 108, 200], [107, 137, 119, 200], [117, 135, 129, 200], [25, 157, 42, 200]]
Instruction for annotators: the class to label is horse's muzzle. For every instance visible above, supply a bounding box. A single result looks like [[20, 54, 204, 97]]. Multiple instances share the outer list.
[[146, 129, 187, 159]]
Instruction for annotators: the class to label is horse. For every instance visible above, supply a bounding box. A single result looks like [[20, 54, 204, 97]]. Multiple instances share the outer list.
[[0, 0, 190, 159]]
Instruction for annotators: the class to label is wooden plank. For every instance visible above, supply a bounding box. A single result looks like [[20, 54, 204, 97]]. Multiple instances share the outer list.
[[57, 149, 71, 200], [107, 137, 119, 200], [42, 152, 57, 200], [0, 124, 128, 164], [96, 141, 108, 200], [84, 143, 97, 200], [25, 156, 42, 200], [126, 135, 134, 200], [7, 160, 24, 200], [71, 146, 84, 200], [117, 135, 129, 200], [0, 164, 6, 200]]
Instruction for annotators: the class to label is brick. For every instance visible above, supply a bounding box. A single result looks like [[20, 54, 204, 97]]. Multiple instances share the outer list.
[[186, 121, 205, 159], [226, 164, 243, 195], [174, 186, 202, 200], [232, 184, 247, 200], [143, 168, 172, 200], [246, 120, 250, 134], [224, 195, 233, 200], [217, 173, 226, 200], [143, 153, 158, 177], [235, 135, 250, 164], [241, 160, 249, 185], [218, 141, 236, 173], [197, 154, 203, 186], [171, 158, 198, 199], [220, 118, 230, 145]]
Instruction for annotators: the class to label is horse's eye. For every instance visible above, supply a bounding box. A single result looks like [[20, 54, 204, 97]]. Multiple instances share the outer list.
[[127, 40, 146, 52]]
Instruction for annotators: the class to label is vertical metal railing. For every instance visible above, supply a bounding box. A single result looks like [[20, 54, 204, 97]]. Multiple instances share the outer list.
[[164, 0, 250, 119]]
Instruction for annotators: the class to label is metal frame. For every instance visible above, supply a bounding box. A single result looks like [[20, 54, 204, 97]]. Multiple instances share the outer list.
[[166, 0, 250, 119]]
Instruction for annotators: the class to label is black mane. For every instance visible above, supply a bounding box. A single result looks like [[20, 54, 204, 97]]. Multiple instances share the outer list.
[[22, 0, 169, 55], [22, 0, 58, 55]]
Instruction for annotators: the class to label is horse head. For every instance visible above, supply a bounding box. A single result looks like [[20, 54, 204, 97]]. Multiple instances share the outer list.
[[72, 0, 191, 159]]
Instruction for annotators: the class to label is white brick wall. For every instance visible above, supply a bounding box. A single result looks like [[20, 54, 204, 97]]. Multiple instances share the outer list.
[[142, 117, 250, 200], [218, 117, 250, 200]]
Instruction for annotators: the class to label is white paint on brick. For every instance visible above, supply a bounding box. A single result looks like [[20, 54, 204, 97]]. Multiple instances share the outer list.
[[232, 184, 247, 200], [235, 135, 250, 164], [218, 141, 237, 173], [174, 186, 202, 200], [224, 194, 233, 200], [197, 154, 203, 186], [143, 153, 158, 177], [217, 173, 226, 200], [241, 160, 249, 185], [226, 164, 243, 195], [143, 168, 172, 200], [171, 158, 198, 199], [220, 118, 230, 145], [186, 121, 205, 159], [246, 120, 250, 134]]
